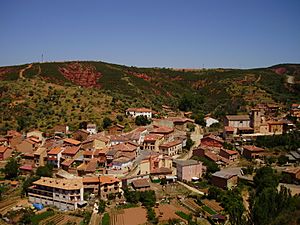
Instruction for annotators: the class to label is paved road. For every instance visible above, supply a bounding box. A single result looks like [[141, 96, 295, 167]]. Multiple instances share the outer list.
[[177, 181, 205, 195]]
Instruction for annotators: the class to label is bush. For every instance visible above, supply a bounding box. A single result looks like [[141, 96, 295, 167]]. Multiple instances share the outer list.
[[102, 213, 110, 225], [135, 115, 151, 126]]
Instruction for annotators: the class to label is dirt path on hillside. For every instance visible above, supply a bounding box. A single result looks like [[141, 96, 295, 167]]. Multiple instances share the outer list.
[[19, 64, 32, 79], [287, 75, 295, 84]]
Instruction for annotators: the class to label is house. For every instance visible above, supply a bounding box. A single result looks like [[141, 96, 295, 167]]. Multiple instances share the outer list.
[[126, 108, 152, 119], [16, 138, 40, 154], [242, 145, 265, 159], [19, 164, 33, 175], [6, 130, 23, 148], [61, 159, 76, 172], [108, 124, 124, 135], [267, 121, 284, 134], [0, 137, 8, 146], [82, 176, 122, 200], [224, 115, 251, 134], [138, 153, 173, 175], [150, 126, 174, 142], [164, 117, 195, 131], [219, 149, 239, 163], [132, 179, 151, 191], [27, 130, 43, 142], [72, 130, 89, 142], [193, 148, 228, 166], [62, 146, 81, 159], [124, 127, 149, 144], [111, 153, 135, 170], [82, 134, 110, 150], [52, 124, 69, 136], [159, 139, 182, 156], [204, 117, 219, 127], [143, 134, 164, 152], [47, 147, 64, 168], [23, 153, 35, 167], [0, 146, 13, 160], [211, 171, 238, 189], [86, 123, 97, 135], [109, 135, 129, 146], [175, 159, 202, 182], [282, 167, 300, 183], [28, 177, 84, 210], [201, 134, 224, 150], [33, 147, 47, 167], [63, 138, 81, 147]]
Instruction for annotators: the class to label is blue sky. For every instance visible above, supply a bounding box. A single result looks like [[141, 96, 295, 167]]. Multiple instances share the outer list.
[[0, 0, 299, 68]]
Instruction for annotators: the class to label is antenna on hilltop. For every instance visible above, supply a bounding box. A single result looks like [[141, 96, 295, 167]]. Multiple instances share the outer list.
[[41, 54, 44, 63]]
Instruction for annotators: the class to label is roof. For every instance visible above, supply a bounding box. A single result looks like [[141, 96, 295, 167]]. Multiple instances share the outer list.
[[61, 159, 75, 167], [113, 156, 133, 163], [205, 151, 219, 162], [63, 138, 81, 146], [243, 145, 264, 152], [221, 149, 238, 155], [224, 126, 235, 132], [150, 167, 172, 175], [19, 164, 33, 171], [202, 134, 224, 143], [132, 178, 150, 188], [290, 151, 300, 159], [174, 159, 201, 167], [283, 167, 300, 175], [151, 126, 174, 134], [126, 107, 152, 112], [166, 117, 194, 123], [212, 171, 237, 179], [87, 123, 97, 128], [226, 115, 250, 121], [86, 133, 110, 143], [159, 139, 182, 148], [82, 176, 120, 184], [268, 121, 285, 125], [110, 142, 137, 152], [48, 147, 63, 155], [144, 134, 164, 142], [110, 135, 129, 142], [33, 177, 83, 190], [63, 146, 80, 155], [0, 146, 10, 153], [85, 158, 98, 172]]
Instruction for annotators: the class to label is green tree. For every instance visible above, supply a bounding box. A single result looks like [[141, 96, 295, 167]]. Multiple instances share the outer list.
[[253, 167, 279, 193], [98, 199, 106, 214], [135, 115, 151, 126], [3, 157, 19, 179], [194, 113, 206, 127], [21, 175, 39, 197], [116, 115, 123, 122], [102, 117, 112, 129], [185, 136, 195, 150], [36, 164, 53, 177], [277, 155, 288, 166]]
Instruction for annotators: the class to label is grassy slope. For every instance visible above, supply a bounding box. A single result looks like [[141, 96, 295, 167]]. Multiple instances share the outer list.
[[0, 61, 299, 133]]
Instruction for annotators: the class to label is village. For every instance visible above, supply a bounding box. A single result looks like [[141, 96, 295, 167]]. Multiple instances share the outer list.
[[0, 103, 300, 225]]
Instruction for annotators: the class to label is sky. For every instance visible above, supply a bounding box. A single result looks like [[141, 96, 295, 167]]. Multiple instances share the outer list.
[[0, 0, 300, 68]]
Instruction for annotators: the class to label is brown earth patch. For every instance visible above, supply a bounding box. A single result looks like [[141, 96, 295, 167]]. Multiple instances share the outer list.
[[59, 62, 102, 87]]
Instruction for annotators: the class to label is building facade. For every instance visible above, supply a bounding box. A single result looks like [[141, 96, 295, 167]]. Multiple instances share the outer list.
[[28, 177, 84, 211]]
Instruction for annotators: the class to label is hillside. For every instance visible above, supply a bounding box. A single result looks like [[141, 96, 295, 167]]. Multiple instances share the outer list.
[[0, 61, 300, 133]]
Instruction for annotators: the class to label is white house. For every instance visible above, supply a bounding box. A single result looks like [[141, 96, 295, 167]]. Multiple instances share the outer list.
[[126, 108, 152, 119], [86, 123, 97, 135], [204, 117, 219, 127]]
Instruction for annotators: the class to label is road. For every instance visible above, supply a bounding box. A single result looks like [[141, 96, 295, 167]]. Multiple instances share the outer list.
[[19, 64, 32, 79], [177, 181, 205, 195]]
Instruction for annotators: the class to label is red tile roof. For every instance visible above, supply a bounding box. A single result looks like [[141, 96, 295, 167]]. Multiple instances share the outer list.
[[243, 145, 264, 152], [126, 108, 152, 112], [61, 159, 74, 167], [0, 146, 10, 153], [151, 126, 174, 134], [63, 138, 81, 146], [160, 139, 182, 148], [48, 147, 63, 155], [19, 164, 33, 171], [63, 146, 80, 155], [144, 134, 164, 142]]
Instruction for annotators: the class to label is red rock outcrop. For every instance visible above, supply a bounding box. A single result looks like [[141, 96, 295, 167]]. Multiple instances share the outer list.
[[59, 63, 102, 87]]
